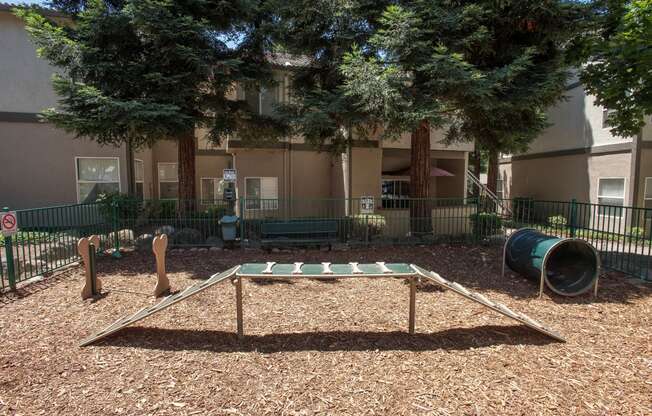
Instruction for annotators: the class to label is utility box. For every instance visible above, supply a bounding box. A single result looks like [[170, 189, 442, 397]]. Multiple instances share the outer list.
[[220, 215, 239, 241]]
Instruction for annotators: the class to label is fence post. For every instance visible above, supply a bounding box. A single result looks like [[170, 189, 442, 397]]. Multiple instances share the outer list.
[[570, 198, 577, 238], [3, 207, 16, 291], [111, 201, 122, 258]]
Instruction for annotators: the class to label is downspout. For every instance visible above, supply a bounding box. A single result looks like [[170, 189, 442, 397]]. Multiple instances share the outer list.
[[125, 139, 135, 197]]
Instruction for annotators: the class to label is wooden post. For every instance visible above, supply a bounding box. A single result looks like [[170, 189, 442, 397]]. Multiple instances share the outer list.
[[235, 277, 244, 339], [152, 234, 170, 297], [79, 235, 101, 299], [408, 277, 416, 334]]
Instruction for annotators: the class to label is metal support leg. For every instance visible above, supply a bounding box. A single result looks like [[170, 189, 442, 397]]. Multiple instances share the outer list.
[[235, 277, 243, 339], [539, 270, 545, 298], [408, 278, 416, 334]]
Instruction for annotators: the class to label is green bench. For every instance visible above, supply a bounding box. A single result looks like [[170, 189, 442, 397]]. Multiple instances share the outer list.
[[260, 220, 338, 248]]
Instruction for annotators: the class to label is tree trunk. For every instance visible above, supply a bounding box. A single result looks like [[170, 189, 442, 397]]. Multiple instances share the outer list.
[[409, 119, 430, 234], [487, 149, 498, 194], [471, 149, 482, 197], [178, 130, 196, 215]]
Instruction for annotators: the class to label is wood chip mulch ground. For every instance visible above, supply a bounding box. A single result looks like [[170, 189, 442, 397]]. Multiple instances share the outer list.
[[0, 245, 650, 415]]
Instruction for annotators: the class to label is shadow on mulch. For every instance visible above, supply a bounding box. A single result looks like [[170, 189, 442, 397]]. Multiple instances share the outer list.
[[0, 266, 79, 306], [98, 324, 559, 353]]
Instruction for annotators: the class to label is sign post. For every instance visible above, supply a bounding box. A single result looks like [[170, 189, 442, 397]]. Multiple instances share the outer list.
[[1, 208, 18, 290]]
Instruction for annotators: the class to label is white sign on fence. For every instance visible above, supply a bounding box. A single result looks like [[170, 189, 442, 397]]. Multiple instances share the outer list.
[[360, 196, 375, 214], [223, 169, 237, 182], [1, 211, 18, 237]]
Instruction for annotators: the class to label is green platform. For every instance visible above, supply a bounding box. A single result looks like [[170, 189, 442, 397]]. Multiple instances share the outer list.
[[237, 262, 417, 277]]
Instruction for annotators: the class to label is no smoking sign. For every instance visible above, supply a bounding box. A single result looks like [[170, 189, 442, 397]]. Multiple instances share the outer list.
[[1, 211, 18, 236]]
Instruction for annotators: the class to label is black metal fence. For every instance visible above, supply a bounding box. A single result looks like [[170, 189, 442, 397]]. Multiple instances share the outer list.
[[1, 196, 650, 290]]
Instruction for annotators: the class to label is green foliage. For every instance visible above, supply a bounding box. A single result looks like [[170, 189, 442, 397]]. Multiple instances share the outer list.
[[268, 0, 392, 149], [95, 192, 142, 222], [548, 215, 568, 227], [580, 0, 652, 137], [0, 231, 52, 247], [470, 212, 503, 238], [628, 226, 645, 239], [339, 1, 590, 154]]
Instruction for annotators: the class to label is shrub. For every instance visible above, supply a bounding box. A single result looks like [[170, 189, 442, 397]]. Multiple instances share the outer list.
[[469, 212, 502, 238], [96, 192, 142, 222], [351, 214, 386, 239], [629, 227, 645, 239], [547, 215, 567, 227]]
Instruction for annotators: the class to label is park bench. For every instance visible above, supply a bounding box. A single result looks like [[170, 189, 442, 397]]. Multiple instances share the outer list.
[[260, 220, 338, 248]]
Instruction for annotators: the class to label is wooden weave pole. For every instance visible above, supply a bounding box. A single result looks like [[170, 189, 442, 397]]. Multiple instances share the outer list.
[[152, 234, 170, 297], [79, 235, 101, 299]]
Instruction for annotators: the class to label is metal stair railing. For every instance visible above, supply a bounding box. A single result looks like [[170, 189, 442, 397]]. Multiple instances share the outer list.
[[466, 169, 511, 216]]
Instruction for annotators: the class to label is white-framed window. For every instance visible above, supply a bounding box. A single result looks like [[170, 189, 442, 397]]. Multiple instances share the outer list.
[[245, 177, 278, 210], [134, 159, 145, 200], [76, 157, 121, 203], [158, 162, 178, 199], [602, 108, 615, 129], [644, 177, 652, 218], [381, 179, 410, 209], [597, 177, 625, 217], [201, 177, 225, 203]]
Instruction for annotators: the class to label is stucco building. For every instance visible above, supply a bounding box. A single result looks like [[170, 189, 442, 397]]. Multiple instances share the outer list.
[[0, 4, 472, 217], [499, 75, 652, 213]]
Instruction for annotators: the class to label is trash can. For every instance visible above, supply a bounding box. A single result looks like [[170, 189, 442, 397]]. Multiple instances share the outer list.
[[220, 215, 239, 242]]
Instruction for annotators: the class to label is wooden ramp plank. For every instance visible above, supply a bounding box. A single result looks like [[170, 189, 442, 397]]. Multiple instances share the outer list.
[[79, 266, 240, 347], [410, 265, 565, 342]]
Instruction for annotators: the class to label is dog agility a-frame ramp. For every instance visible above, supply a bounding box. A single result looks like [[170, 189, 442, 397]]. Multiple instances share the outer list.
[[80, 262, 565, 346]]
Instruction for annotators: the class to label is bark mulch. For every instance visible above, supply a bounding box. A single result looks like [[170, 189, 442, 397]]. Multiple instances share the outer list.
[[0, 245, 650, 415]]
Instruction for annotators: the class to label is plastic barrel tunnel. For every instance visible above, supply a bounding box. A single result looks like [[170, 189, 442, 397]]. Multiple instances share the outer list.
[[504, 228, 599, 296]]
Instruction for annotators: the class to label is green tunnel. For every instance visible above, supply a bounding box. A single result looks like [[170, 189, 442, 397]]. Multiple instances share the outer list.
[[504, 228, 600, 297]]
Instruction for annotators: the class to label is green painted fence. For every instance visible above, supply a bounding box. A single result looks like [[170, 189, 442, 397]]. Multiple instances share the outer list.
[[1, 196, 650, 290]]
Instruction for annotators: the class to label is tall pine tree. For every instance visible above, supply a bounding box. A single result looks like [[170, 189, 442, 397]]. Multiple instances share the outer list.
[[16, 0, 285, 206], [341, 0, 589, 202]]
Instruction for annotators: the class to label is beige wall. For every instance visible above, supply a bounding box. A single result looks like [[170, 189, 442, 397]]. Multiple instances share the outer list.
[[0, 12, 60, 113], [0, 122, 129, 208], [500, 151, 633, 205], [500, 153, 592, 202], [506, 82, 634, 158], [587, 152, 632, 205], [351, 147, 382, 201]]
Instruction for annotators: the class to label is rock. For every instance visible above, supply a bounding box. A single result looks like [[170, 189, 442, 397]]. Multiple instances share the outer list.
[[209, 247, 222, 252], [320, 245, 330, 252], [205, 236, 224, 248], [271, 248, 281, 253], [172, 228, 202, 245], [155, 225, 175, 236], [135, 234, 154, 251], [107, 229, 135, 247]]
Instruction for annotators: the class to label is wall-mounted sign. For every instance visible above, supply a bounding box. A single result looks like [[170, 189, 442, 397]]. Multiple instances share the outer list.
[[223, 169, 237, 182], [360, 196, 374, 214]]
